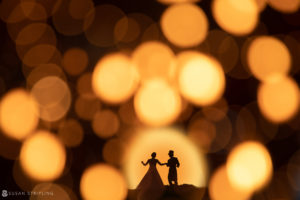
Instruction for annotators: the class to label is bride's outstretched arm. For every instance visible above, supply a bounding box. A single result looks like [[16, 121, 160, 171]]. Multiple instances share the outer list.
[[141, 160, 149, 166]]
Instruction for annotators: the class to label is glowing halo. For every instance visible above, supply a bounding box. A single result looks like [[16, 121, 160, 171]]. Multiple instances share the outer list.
[[123, 127, 207, 189]]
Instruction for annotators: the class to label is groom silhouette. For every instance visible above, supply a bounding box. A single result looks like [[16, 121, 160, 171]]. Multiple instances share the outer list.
[[166, 150, 180, 186]]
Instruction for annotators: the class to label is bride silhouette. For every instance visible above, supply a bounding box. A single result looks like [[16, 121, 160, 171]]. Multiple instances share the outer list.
[[137, 152, 165, 200]]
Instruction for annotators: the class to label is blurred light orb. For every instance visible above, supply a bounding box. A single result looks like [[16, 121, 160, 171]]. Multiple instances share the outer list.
[[132, 41, 175, 82], [20, 131, 66, 181], [247, 36, 291, 81], [103, 138, 126, 166], [177, 52, 225, 106], [134, 79, 181, 126], [227, 141, 273, 193], [31, 183, 70, 200], [31, 76, 71, 122], [92, 53, 139, 104], [63, 48, 88, 76], [80, 164, 127, 200], [58, 118, 84, 147], [124, 128, 207, 188], [209, 165, 251, 200], [160, 3, 208, 47], [75, 96, 101, 120], [158, 0, 200, 4], [92, 110, 120, 138], [267, 0, 300, 13], [0, 89, 39, 140], [212, 0, 259, 35], [257, 75, 300, 123]]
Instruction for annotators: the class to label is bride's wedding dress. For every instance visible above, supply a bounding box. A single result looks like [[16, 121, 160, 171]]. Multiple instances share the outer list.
[[137, 158, 164, 200]]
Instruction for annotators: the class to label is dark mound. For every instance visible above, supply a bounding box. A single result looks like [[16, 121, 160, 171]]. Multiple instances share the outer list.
[[127, 184, 209, 200]]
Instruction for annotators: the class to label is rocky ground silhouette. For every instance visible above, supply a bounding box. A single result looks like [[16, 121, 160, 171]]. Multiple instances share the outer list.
[[127, 184, 209, 200]]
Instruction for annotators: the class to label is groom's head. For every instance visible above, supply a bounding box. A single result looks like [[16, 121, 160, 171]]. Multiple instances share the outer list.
[[168, 150, 174, 157]]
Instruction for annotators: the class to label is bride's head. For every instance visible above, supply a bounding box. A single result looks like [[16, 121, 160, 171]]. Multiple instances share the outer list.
[[151, 152, 156, 158]]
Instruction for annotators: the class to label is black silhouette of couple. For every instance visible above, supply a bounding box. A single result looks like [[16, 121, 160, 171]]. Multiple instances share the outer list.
[[137, 150, 180, 196]]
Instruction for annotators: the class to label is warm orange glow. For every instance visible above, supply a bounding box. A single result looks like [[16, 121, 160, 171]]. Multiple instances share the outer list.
[[177, 51, 225, 106], [103, 138, 126, 166], [22, 44, 59, 67], [227, 141, 273, 193], [287, 150, 300, 191], [123, 128, 207, 189], [247, 36, 291, 81], [160, 3, 208, 47], [58, 118, 84, 147], [31, 76, 71, 122], [257, 75, 300, 123], [92, 110, 120, 138], [118, 100, 141, 126], [92, 53, 139, 104], [212, 0, 259, 35], [32, 183, 70, 200], [80, 164, 127, 200], [52, 0, 92, 36], [187, 118, 216, 153], [77, 72, 95, 99], [132, 41, 175, 82], [202, 98, 228, 121], [26, 63, 66, 89], [62, 48, 88, 76], [0, 89, 39, 140], [114, 16, 141, 43], [68, 0, 94, 19], [158, 0, 200, 4], [209, 165, 251, 200], [15, 23, 55, 46], [267, 0, 300, 13], [20, 130, 66, 181], [84, 4, 126, 47], [134, 78, 181, 126], [75, 96, 101, 120]]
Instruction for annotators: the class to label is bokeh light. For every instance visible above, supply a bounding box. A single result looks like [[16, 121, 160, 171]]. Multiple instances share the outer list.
[[123, 128, 207, 189], [0, 89, 39, 140], [158, 0, 200, 4], [52, 0, 93, 36], [209, 165, 251, 200], [160, 3, 208, 47], [62, 48, 88, 76], [20, 130, 66, 181], [103, 138, 126, 166], [31, 76, 71, 122], [177, 51, 225, 106], [58, 118, 84, 147], [227, 141, 273, 193], [267, 0, 300, 13], [92, 109, 120, 139], [257, 75, 300, 123], [80, 164, 127, 200], [287, 149, 300, 191], [92, 53, 139, 104], [247, 36, 291, 81], [76, 72, 95, 99], [134, 78, 181, 126], [114, 16, 141, 43], [26, 63, 67, 89], [75, 96, 101, 120], [132, 41, 175, 82], [30, 183, 71, 200], [212, 0, 259, 35], [84, 4, 126, 47]]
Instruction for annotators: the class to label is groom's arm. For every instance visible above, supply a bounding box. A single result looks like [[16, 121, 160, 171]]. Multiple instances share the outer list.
[[176, 158, 180, 168]]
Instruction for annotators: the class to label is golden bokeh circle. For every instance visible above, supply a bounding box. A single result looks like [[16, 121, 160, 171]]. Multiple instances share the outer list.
[[80, 164, 127, 200]]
